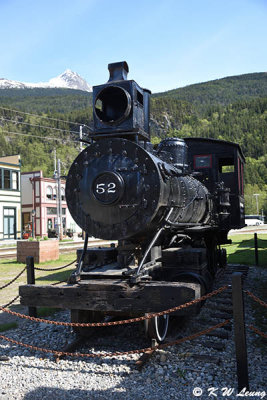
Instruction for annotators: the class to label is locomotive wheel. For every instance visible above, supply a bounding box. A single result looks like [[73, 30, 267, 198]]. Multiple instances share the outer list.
[[71, 309, 105, 337], [144, 314, 169, 343]]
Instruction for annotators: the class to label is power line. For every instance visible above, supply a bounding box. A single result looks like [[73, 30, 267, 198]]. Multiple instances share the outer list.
[[0, 116, 80, 135], [0, 106, 93, 130], [0, 129, 80, 143]]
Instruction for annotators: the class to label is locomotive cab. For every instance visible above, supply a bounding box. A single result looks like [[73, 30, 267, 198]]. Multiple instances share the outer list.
[[184, 137, 245, 229]]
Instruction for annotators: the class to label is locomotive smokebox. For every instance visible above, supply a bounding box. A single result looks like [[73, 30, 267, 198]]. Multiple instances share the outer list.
[[93, 61, 151, 139]]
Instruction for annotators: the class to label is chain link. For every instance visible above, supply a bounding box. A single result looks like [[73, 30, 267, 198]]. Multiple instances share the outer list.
[[248, 325, 267, 339], [0, 267, 26, 290], [0, 319, 230, 358], [51, 279, 67, 286], [0, 285, 229, 327], [245, 290, 267, 308], [34, 260, 76, 271], [2, 294, 20, 308]]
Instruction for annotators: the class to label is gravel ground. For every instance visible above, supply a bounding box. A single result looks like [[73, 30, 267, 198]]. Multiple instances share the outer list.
[[0, 265, 266, 400]]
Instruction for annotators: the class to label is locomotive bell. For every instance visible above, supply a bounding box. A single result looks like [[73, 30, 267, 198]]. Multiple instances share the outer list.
[[93, 61, 151, 137]]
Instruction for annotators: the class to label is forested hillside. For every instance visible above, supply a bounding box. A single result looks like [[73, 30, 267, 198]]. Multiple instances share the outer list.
[[0, 72, 266, 215], [0, 88, 92, 114], [154, 72, 267, 108]]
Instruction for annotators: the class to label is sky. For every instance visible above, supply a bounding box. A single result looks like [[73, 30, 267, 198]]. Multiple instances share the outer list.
[[0, 0, 266, 93]]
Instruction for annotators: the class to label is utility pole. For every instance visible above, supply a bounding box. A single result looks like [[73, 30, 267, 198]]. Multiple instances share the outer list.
[[253, 194, 260, 216], [54, 150, 60, 237], [54, 149, 57, 174], [57, 158, 63, 240], [53, 151, 62, 240], [79, 126, 83, 153]]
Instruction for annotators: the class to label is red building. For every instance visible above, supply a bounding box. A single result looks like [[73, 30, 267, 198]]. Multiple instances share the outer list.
[[21, 171, 80, 237]]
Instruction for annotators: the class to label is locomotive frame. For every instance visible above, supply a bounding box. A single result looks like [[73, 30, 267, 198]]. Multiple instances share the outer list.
[[19, 62, 245, 342]]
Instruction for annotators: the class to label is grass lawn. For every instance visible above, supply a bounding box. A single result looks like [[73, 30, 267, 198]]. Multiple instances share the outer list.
[[223, 233, 267, 266], [0, 252, 77, 307]]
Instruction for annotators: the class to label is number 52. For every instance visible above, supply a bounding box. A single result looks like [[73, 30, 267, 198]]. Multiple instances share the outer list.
[[96, 182, 116, 194]]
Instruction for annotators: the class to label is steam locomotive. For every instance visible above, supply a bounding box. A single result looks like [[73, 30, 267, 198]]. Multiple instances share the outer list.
[[21, 62, 246, 342]]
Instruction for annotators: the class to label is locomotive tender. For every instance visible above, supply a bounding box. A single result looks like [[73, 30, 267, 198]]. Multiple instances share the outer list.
[[20, 62, 245, 342]]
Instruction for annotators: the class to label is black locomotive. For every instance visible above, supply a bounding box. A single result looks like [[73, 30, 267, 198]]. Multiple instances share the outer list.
[[20, 62, 246, 342]]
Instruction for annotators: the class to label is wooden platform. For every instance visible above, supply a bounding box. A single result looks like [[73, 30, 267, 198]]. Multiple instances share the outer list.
[[19, 279, 201, 315]]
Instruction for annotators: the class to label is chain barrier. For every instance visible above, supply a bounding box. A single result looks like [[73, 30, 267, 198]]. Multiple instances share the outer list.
[[2, 294, 20, 308], [0, 285, 229, 327], [0, 267, 26, 290], [244, 291, 267, 340], [51, 279, 67, 286], [248, 325, 267, 339], [245, 290, 267, 308], [0, 319, 230, 358], [34, 260, 76, 271]]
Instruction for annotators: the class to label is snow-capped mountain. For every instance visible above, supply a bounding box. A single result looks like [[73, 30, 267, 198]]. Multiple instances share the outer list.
[[0, 70, 92, 92], [0, 78, 27, 89]]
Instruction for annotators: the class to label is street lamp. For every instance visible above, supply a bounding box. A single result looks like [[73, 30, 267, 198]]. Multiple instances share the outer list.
[[31, 209, 36, 238]]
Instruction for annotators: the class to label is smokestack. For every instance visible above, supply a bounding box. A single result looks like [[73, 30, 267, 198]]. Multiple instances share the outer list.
[[108, 61, 129, 82]]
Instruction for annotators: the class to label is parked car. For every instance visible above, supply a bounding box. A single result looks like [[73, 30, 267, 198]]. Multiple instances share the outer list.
[[245, 218, 264, 226]]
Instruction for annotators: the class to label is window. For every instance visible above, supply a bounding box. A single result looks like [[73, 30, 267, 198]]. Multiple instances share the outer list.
[[46, 186, 53, 200], [218, 157, 235, 174], [47, 219, 53, 230], [194, 155, 212, 169], [0, 168, 19, 190], [61, 188, 65, 201], [12, 171, 18, 190], [4, 170, 11, 189]]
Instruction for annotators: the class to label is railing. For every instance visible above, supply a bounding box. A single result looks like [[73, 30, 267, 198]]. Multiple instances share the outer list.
[[0, 257, 266, 392]]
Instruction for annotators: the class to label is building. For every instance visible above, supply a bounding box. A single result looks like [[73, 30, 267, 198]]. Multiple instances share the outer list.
[[21, 171, 81, 238], [0, 155, 21, 240]]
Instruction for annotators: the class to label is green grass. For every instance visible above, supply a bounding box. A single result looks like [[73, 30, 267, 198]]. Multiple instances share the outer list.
[[0, 252, 77, 305], [223, 234, 267, 267], [0, 322, 18, 332]]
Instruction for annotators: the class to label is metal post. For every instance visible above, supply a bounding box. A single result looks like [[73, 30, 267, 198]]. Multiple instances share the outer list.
[[26, 256, 37, 317], [31, 214, 35, 238], [232, 272, 249, 392], [254, 233, 259, 266]]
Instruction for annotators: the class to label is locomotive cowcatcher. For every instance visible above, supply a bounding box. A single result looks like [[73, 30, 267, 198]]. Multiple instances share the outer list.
[[20, 62, 245, 342]]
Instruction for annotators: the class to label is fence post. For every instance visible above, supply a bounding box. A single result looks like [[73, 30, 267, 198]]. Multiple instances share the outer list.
[[254, 233, 259, 266], [26, 256, 37, 318], [232, 272, 249, 392]]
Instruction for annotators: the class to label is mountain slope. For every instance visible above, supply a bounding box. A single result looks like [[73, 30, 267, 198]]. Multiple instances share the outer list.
[[0, 70, 92, 92], [0, 88, 92, 114], [154, 72, 267, 108]]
